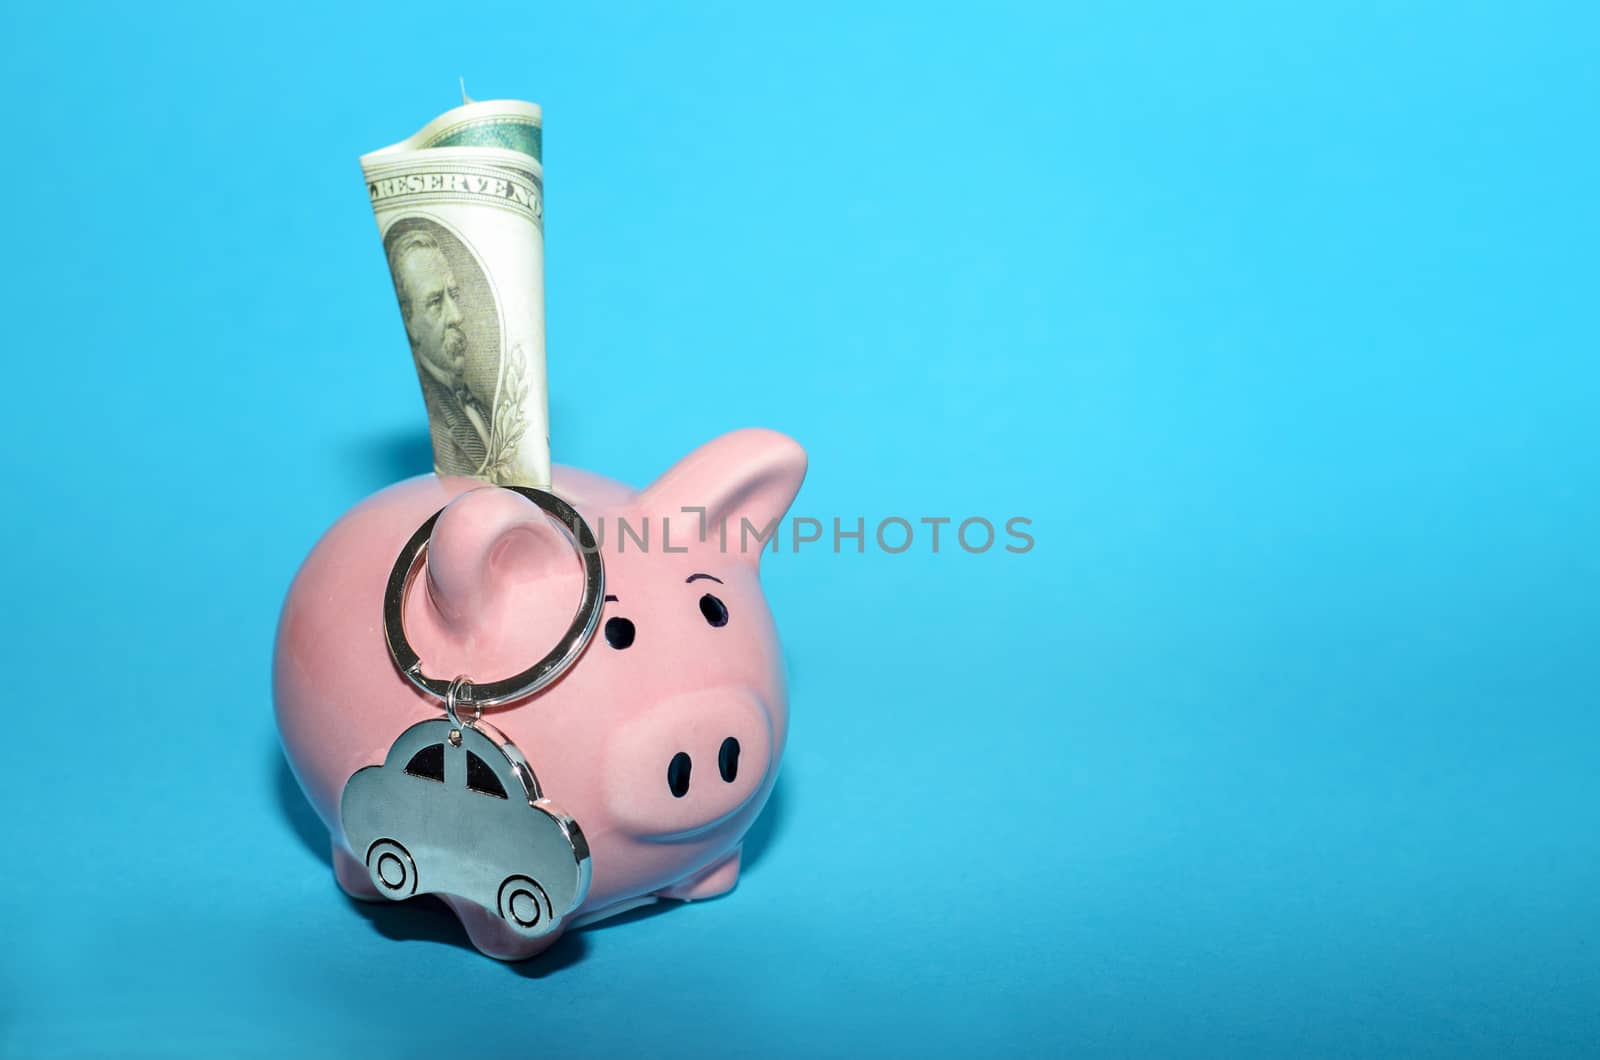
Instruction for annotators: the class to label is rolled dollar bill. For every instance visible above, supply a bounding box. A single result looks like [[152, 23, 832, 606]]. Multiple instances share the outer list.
[[362, 99, 550, 487]]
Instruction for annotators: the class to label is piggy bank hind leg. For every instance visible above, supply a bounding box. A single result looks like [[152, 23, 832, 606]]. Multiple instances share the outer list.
[[657, 846, 743, 902]]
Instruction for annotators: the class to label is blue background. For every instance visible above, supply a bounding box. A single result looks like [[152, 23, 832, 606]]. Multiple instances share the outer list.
[[2, 2, 1596, 1056]]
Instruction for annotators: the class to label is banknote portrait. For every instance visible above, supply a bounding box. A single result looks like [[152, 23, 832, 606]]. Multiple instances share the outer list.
[[383, 216, 503, 476]]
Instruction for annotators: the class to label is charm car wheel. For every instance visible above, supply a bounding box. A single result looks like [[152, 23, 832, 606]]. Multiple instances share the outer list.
[[366, 839, 418, 898], [498, 875, 553, 935]]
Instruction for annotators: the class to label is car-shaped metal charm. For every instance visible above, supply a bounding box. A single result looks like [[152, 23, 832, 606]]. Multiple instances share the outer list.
[[340, 717, 591, 938]]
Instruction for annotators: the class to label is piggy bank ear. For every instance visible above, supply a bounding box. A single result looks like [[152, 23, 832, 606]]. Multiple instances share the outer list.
[[641, 428, 807, 567], [424, 486, 577, 630]]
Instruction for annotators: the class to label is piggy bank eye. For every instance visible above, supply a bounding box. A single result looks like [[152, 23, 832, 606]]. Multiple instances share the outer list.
[[605, 616, 636, 649], [699, 594, 729, 628]]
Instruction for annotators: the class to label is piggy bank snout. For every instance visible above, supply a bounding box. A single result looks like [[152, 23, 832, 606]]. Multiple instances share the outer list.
[[603, 691, 774, 841]]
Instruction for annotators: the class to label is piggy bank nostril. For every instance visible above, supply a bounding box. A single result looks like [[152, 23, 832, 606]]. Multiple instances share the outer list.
[[718, 737, 740, 783], [667, 752, 692, 798]]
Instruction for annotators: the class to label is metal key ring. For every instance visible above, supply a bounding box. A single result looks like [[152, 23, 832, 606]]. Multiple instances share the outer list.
[[383, 486, 605, 710]]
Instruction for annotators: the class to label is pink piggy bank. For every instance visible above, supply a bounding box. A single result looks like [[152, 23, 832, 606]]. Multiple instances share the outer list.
[[274, 429, 806, 959]]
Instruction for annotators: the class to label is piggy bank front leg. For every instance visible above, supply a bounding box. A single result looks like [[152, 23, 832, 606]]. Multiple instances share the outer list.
[[656, 846, 742, 902], [444, 895, 566, 961], [333, 840, 383, 901]]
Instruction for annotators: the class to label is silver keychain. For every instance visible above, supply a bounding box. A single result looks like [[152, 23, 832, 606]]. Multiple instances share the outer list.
[[341, 487, 604, 938]]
